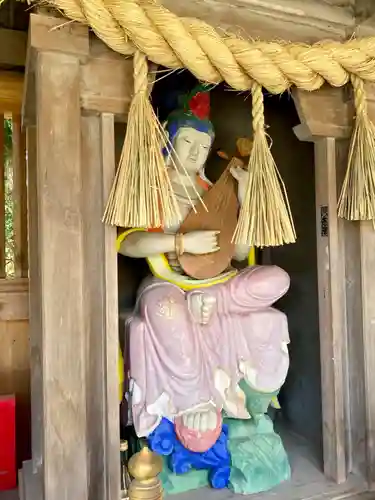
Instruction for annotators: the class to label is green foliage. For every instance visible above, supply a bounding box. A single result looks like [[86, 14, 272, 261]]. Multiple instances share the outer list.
[[4, 119, 12, 155], [4, 119, 15, 277]]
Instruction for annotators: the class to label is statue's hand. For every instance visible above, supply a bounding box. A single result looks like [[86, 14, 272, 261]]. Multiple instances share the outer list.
[[188, 292, 217, 325], [230, 166, 248, 205], [183, 230, 220, 255]]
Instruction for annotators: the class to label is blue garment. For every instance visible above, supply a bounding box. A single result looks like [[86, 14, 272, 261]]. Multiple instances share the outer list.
[[148, 418, 231, 489]]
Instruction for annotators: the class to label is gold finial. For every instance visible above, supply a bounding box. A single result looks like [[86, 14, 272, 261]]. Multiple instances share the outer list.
[[128, 446, 163, 482], [128, 447, 163, 500]]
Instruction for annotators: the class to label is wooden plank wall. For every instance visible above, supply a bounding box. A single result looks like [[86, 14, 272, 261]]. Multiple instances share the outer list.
[[0, 284, 30, 469], [0, 83, 31, 469]]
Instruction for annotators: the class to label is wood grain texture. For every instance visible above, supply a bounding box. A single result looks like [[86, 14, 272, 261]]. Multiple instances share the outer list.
[[0, 319, 31, 468], [162, 0, 353, 42], [0, 278, 28, 321], [0, 29, 27, 68], [0, 72, 23, 114], [314, 137, 346, 483], [335, 140, 366, 478], [81, 113, 120, 500], [25, 125, 43, 475], [359, 221, 375, 488], [292, 86, 353, 140], [29, 13, 89, 59], [80, 53, 133, 118], [34, 50, 88, 500]]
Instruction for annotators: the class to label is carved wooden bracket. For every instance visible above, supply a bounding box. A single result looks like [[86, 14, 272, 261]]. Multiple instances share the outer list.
[[293, 81, 375, 142], [292, 85, 354, 141]]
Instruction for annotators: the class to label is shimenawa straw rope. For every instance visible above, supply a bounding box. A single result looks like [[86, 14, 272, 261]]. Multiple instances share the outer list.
[[102, 50, 181, 228], [233, 82, 296, 246], [49, 0, 375, 237], [338, 75, 375, 221]]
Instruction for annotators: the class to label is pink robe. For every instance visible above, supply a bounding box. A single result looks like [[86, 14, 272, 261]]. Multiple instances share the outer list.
[[129, 265, 290, 439]]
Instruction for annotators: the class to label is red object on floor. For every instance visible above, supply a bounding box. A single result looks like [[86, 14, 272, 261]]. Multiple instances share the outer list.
[[0, 395, 16, 491]]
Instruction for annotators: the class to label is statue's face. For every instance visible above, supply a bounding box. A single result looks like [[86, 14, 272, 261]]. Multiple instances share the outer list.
[[171, 126, 212, 174]]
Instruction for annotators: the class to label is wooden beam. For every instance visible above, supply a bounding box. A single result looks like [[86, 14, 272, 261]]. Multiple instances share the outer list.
[[80, 39, 133, 119], [292, 86, 353, 140], [28, 13, 89, 60], [0, 29, 27, 68], [23, 13, 89, 127], [163, 0, 353, 42], [0, 71, 24, 114], [24, 15, 133, 124]]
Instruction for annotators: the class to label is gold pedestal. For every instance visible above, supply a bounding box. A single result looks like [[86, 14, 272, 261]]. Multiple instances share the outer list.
[[128, 446, 163, 500]]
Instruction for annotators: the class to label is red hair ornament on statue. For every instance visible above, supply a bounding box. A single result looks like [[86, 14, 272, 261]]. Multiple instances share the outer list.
[[188, 91, 210, 120]]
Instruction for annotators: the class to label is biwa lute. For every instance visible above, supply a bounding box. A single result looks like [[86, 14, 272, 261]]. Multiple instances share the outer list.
[[178, 157, 244, 279]]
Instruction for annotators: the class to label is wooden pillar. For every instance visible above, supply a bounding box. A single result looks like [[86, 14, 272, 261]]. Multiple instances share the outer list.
[[22, 13, 133, 500], [360, 221, 375, 488], [293, 87, 353, 484], [293, 84, 375, 487], [81, 113, 119, 500], [26, 124, 42, 477], [35, 50, 88, 500], [336, 140, 367, 480], [313, 137, 347, 483]]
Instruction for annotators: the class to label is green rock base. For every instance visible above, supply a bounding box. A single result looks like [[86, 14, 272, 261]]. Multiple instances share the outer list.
[[159, 456, 209, 495], [227, 415, 291, 494], [159, 415, 290, 496]]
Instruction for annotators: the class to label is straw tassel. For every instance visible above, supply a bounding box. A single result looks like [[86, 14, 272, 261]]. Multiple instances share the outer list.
[[102, 50, 181, 228], [233, 82, 296, 247], [338, 75, 375, 221]]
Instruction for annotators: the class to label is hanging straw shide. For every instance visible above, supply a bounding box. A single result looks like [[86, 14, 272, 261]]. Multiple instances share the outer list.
[[232, 81, 296, 247], [338, 75, 375, 221], [102, 50, 181, 228]]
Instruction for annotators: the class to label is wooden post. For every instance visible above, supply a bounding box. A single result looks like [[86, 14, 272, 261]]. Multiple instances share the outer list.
[[359, 82, 375, 489], [359, 222, 375, 489], [22, 13, 130, 500], [26, 125, 44, 484], [81, 113, 119, 500], [314, 137, 347, 483], [293, 87, 352, 484], [35, 49, 88, 500], [293, 84, 375, 487], [24, 14, 91, 498], [335, 140, 367, 480]]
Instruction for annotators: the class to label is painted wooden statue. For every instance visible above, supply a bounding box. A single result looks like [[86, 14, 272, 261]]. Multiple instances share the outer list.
[[117, 87, 291, 494]]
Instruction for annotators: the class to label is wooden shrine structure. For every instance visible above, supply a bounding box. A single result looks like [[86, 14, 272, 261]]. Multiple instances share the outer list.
[[1, 1, 375, 499]]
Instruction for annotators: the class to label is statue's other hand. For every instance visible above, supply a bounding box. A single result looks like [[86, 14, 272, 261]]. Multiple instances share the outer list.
[[183, 230, 220, 255], [188, 292, 217, 325], [230, 166, 248, 205]]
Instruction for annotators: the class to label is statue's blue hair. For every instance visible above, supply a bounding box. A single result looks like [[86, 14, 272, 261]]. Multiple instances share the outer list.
[[163, 112, 215, 157]]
